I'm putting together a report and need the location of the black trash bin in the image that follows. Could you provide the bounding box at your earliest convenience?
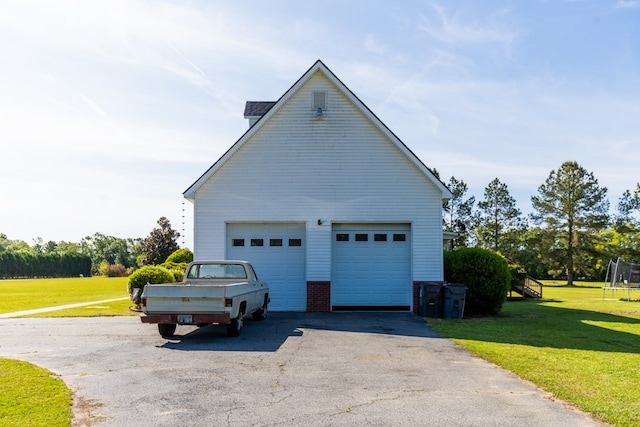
[442,284,467,319]
[419,283,443,318]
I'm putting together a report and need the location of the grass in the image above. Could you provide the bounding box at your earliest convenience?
[23,298,139,318]
[0,358,72,427]
[0,276,133,426]
[428,282,640,427]
[0,276,137,317]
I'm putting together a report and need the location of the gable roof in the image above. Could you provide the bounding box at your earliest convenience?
[184,60,452,200]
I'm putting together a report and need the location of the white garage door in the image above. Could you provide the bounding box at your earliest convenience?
[227,223,306,311]
[332,224,411,310]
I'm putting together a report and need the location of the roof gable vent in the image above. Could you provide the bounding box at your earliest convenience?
[313,91,326,111]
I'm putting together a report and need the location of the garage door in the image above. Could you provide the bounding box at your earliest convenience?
[227,223,306,311]
[331,224,411,310]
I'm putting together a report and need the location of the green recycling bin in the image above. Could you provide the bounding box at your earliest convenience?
[419,283,443,318]
[442,284,467,319]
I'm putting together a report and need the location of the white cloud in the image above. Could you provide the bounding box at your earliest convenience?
[615,0,640,8]
[419,2,519,46]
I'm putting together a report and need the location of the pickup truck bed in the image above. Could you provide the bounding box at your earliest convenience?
[140,261,269,337]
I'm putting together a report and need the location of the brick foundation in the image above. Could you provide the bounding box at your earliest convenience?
[306,281,331,312]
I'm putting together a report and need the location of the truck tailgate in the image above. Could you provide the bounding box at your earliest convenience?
[144,285,227,313]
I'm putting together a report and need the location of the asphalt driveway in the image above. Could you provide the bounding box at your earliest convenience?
[0,313,603,426]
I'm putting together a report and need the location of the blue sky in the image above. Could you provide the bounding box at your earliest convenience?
[1,0,639,249]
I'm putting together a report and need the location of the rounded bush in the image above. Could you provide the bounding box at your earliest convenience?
[165,248,193,264]
[161,261,189,277]
[444,248,510,316]
[127,265,175,305]
[99,261,127,277]
[170,268,184,282]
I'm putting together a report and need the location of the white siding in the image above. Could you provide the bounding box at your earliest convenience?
[193,70,444,282]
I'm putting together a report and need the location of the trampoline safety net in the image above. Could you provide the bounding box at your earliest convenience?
[606,257,640,287]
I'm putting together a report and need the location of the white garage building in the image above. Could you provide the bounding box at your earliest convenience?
[184,60,452,312]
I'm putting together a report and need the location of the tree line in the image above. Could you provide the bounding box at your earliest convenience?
[0,217,180,279]
[439,160,640,285]
[2,161,638,283]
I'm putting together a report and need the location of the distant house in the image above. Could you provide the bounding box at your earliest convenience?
[184,60,452,312]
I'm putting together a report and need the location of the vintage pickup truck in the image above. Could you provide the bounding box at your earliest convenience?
[140,260,269,337]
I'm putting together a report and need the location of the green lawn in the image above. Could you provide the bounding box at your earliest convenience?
[0,276,135,316]
[428,283,640,427]
[0,358,72,427]
[0,276,134,426]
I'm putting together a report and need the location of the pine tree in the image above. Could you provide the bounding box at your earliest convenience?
[616,183,640,231]
[474,178,525,255]
[531,161,609,285]
[443,176,475,247]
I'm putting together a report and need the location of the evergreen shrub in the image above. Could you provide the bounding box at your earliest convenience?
[169,267,184,282]
[127,265,175,306]
[165,248,193,264]
[444,248,510,315]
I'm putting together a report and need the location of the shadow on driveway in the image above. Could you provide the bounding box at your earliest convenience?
[159,311,440,352]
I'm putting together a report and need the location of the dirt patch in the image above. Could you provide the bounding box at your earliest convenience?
[72,395,107,427]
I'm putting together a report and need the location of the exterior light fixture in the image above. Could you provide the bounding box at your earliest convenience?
[315,107,324,119]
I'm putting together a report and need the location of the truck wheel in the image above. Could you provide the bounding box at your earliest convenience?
[252,301,268,321]
[227,313,243,337]
[158,323,176,337]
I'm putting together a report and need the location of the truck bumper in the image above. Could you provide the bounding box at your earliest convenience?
[140,313,231,325]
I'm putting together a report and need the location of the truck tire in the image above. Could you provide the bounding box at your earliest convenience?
[158,323,176,337]
[226,313,243,337]
[252,300,268,321]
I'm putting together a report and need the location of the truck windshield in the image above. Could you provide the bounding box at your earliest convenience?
[188,263,247,279]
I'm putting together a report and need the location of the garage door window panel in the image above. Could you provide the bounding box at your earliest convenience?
[270,239,283,247]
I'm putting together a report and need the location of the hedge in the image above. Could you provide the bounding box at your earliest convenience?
[0,252,91,279]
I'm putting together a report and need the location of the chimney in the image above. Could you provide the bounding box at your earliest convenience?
[243,101,276,128]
